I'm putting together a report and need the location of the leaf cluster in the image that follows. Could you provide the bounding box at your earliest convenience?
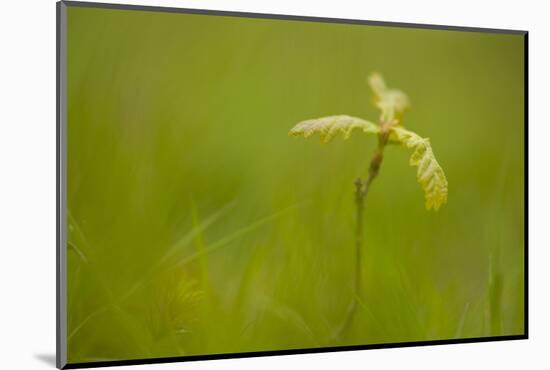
[289,73,448,210]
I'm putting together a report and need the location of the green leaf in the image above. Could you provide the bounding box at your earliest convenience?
[289,115,379,143]
[368,73,410,122]
[390,126,448,210]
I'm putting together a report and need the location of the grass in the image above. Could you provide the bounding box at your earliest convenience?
[65,6,525,364]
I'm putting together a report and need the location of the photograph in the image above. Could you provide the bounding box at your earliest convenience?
[61,2,525,366]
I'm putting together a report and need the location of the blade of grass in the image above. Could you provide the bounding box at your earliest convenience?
[68,209,91,249]
[174,202,304,268]
[355,293,390,337]
[68,240,88,263]
[454,302,470,338]
[190,199,211,294]
[265,298,319,345]
[489,247,503,336]
[158,201,236,266]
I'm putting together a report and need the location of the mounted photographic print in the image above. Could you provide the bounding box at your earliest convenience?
[56,1,528,368]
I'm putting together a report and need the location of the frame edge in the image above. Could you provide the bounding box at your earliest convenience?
[57,1,68,369]
[62,0,527,35]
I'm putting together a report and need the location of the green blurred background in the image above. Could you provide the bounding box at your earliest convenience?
[66,5,525,364]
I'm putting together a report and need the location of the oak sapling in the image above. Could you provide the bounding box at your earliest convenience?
[289,73,448,339]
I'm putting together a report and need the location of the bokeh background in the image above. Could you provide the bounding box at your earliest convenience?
[66,5,525,364]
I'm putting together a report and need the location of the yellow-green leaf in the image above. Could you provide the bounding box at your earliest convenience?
[390,126,448,210]
[289,115,379,144]
[368,73,410,122]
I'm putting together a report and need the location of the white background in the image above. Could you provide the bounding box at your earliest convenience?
[0,0,546,369]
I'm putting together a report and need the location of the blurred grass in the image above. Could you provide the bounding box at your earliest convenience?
[66,6,525,363]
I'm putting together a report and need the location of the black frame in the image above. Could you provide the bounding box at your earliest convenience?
[56,1,528,368]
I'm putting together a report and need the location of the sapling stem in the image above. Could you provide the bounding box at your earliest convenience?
[336,126,391,339]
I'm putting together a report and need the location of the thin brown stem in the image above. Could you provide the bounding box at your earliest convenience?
[335,125,391,341]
